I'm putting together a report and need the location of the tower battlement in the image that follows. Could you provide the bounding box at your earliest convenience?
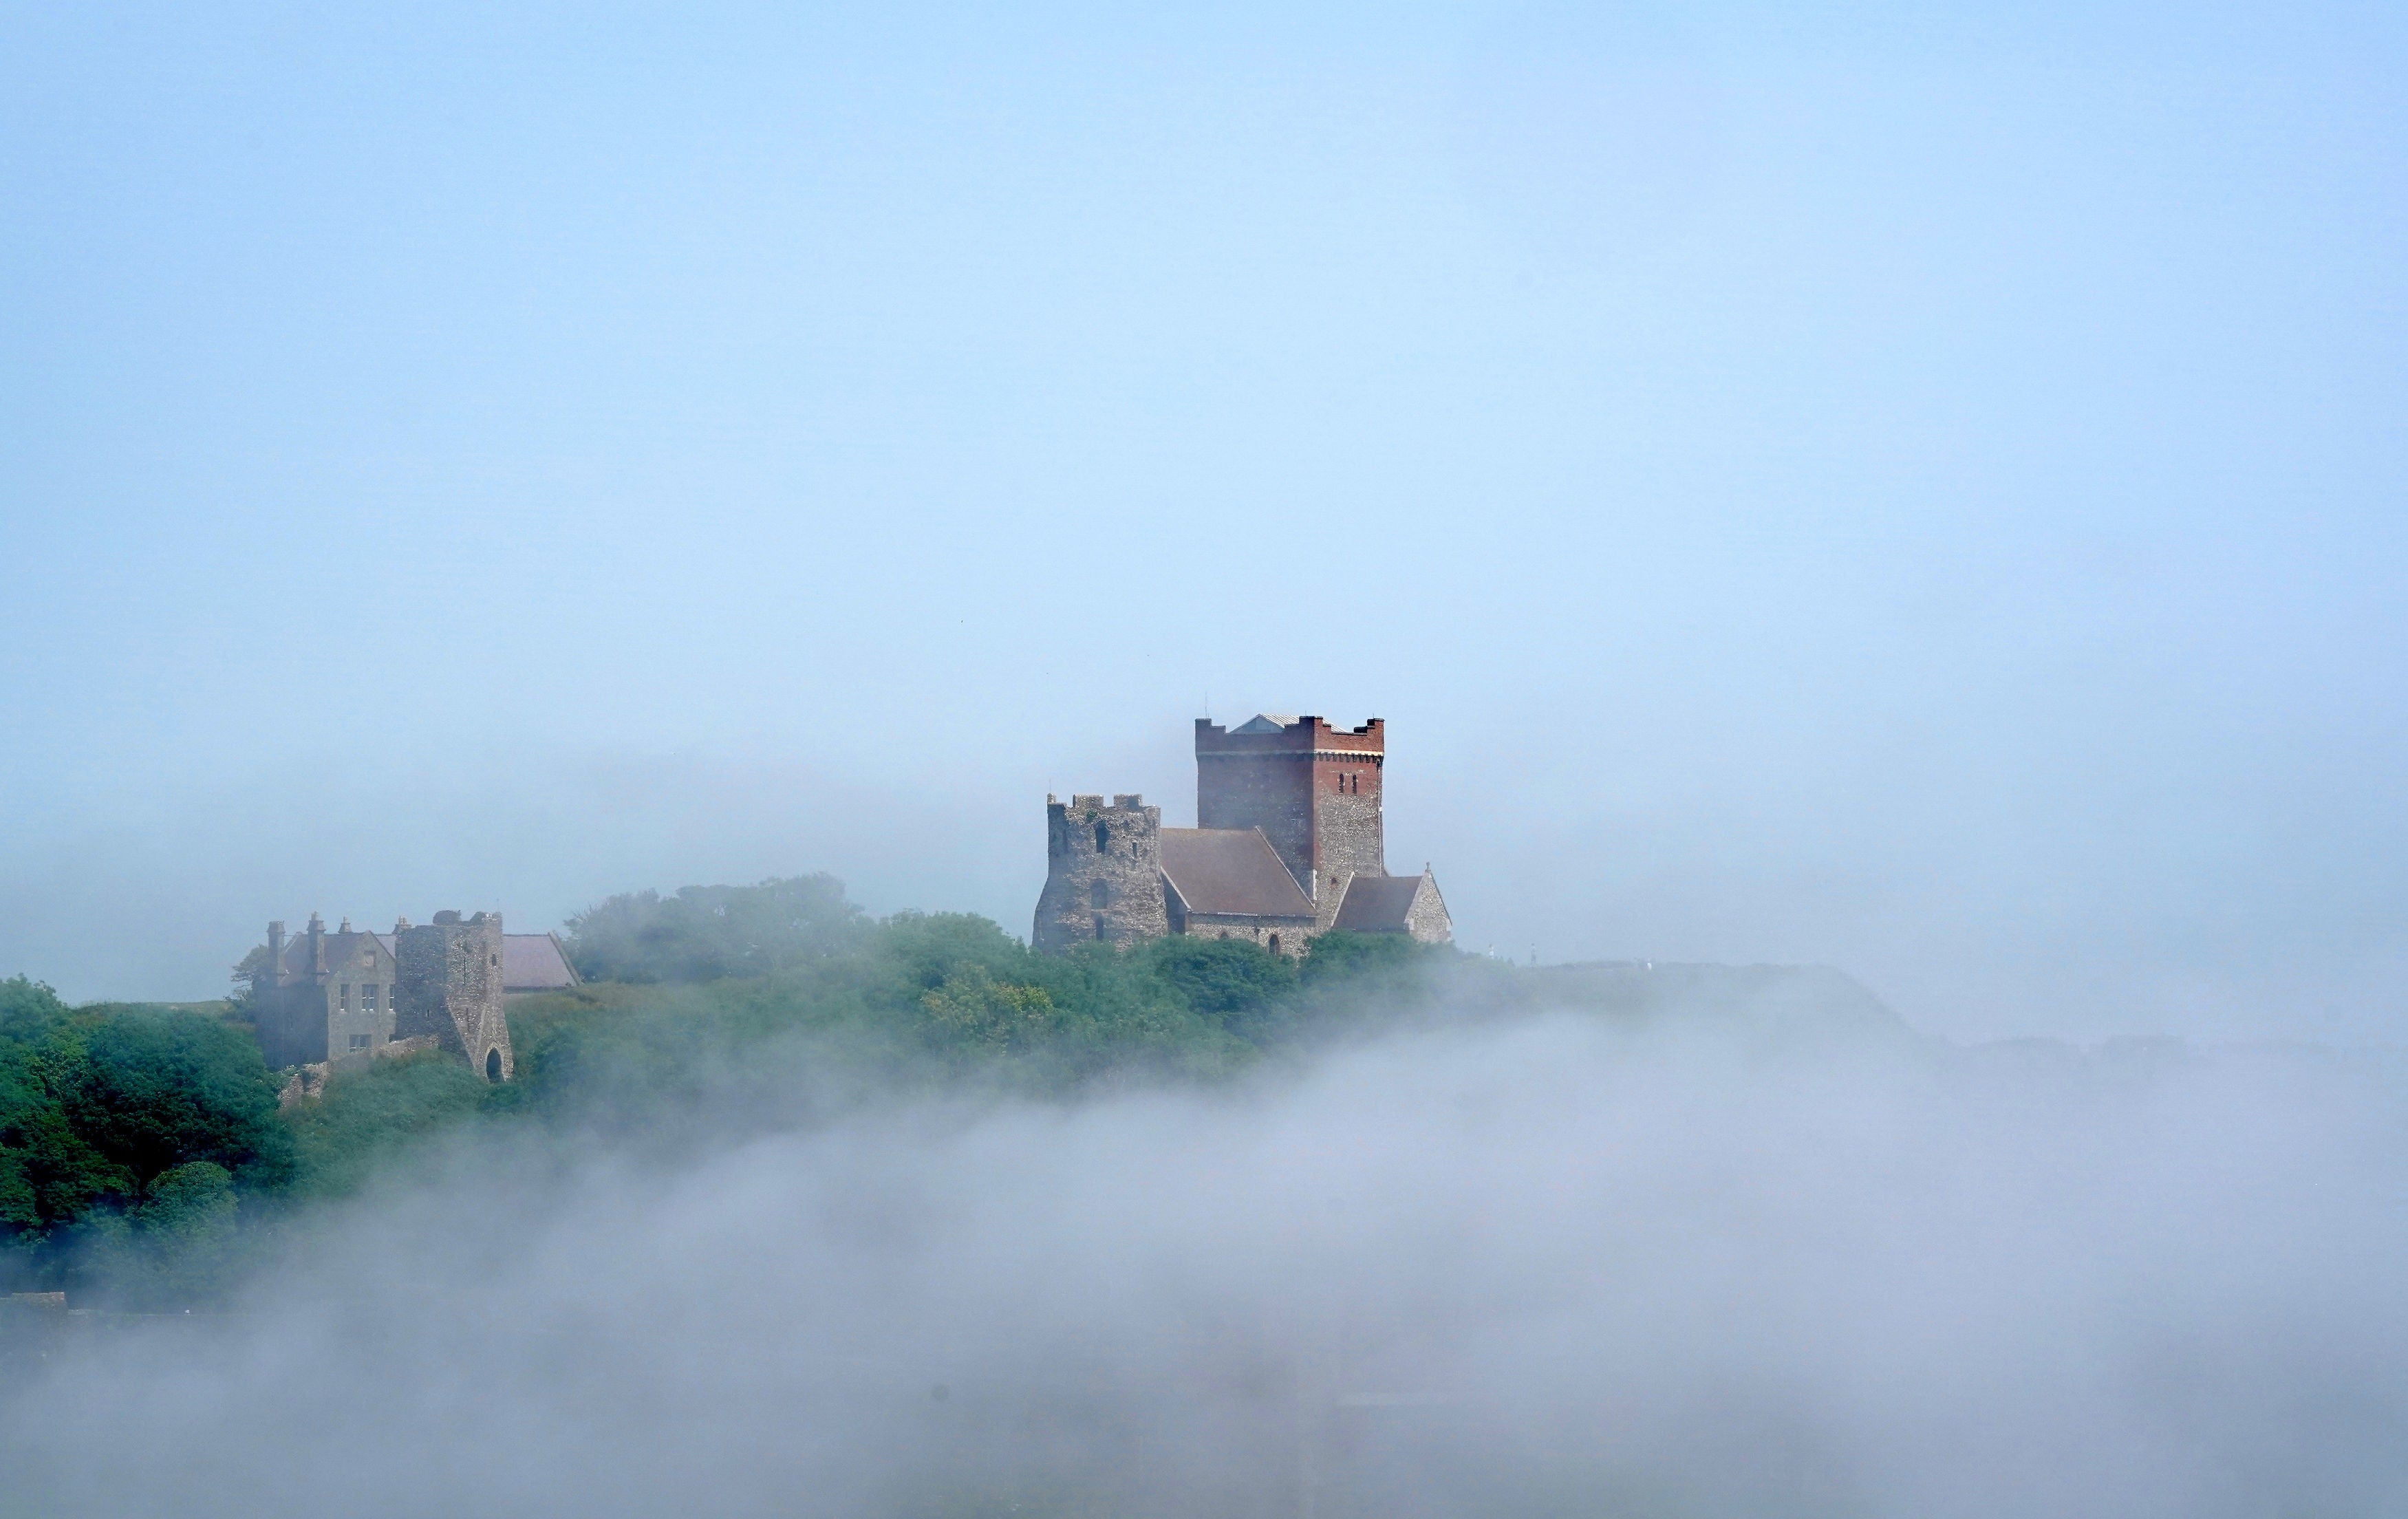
[1194,715,1385,915]
[1033,793,1170,951]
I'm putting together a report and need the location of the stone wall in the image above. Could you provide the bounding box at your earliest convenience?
[1309,781,1385,927]
[1195,716,1386,907]
[1033,795,1170,952]
[1196,750,1314,896]
[395,911,515,1081]
[1404,872,1452,944]
[253,916,400,1067]
[322,928,399,1060]
[1176,914,1314,956]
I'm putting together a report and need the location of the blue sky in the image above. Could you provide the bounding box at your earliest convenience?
[3,1,2402,1039]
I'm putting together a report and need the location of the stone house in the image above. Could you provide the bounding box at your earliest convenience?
[1032,714,1452,955]
[251,909,552,1081]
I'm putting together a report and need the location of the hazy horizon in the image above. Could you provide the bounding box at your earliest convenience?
[6,2,2404,1044]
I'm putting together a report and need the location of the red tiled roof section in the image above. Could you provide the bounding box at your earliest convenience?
[1159,828,1316,919]
[1331,874,1425,931]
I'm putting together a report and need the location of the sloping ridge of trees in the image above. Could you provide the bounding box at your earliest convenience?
[0,874,1909,1306]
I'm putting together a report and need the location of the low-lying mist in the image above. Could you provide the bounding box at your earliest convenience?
[7,1004,2404,1519]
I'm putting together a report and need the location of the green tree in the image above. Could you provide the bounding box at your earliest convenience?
[564,874,870,983]
[1140,936,1297,1039]
[64,1011,294,1193]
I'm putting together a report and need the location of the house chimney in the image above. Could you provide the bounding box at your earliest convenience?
[266,921,285,981]
[309,914,326,976]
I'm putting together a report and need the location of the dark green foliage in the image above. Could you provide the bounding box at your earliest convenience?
[1139,936,1298,1040]
[563,874,870,984]
[1300,929,1442,984]
[0,986,290,1291]
[287,1052,494,1199]
[67,1013,294,1192]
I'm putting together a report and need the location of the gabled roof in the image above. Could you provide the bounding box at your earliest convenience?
[1159,828,1316,920]
[502,932,581,991]
[279,929,390,977]
[1331,873,1433,932]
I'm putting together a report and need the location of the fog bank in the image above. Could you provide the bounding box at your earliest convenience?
[8,1009,2404,1518]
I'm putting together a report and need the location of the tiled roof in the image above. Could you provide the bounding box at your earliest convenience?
[503,934,581,991]
[1331,874,1427,932]
[1159,828,1315,920]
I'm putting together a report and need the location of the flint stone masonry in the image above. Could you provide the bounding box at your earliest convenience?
[1033,795,1171,951]
[396,911,514,1081]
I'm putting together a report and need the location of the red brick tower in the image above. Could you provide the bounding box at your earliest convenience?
[1193,715,1385,914]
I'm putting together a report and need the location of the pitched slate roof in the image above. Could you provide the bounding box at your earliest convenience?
[502,932,581,992]
[1331,874,1430,932]
[1158,828,1316,920]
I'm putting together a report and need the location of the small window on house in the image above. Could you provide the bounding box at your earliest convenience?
[490,952,499,967]
[1267,934,1281,955]
[363,984,380,1012]
[348,1034,370,1052]
[1094,821,1109,853]
[1089,879,1110,908]
[338,984,350,1011]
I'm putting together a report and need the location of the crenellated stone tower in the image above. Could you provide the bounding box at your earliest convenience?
[395,910,514,1081]
[1194,715,1385,929]
[1032,794,1170,952]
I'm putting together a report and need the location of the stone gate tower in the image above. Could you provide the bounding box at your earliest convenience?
[1032,794,1171,951]
[394,910,515,1081]
[1194,715,1385,925]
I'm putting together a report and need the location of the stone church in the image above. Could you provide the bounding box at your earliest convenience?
[1033,715,1451,956]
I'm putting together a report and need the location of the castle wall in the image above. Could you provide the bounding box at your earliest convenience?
[395,912,514,1081]
[1033,795,1170,952]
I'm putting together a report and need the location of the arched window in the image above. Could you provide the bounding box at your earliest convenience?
[1267,934,1281,955]
[1094,821,1109,853]
[485,1048,503,1083]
